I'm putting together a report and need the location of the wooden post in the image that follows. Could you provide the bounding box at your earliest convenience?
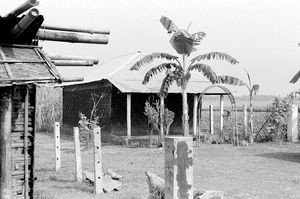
[127,93,131,138]
[209,105,214,134]
[73,127,82,182]
[287,104,299,142]
[193,95,198,136]
[24,86,29,199]
[160,96,164,137]
[219,95,224,134]
[54,122,61,172]
[93,126,103,194]
[243,105,247,139]
[0,88,12,199]
[165,136,193,199]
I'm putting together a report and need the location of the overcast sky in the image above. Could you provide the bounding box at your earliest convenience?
[2,0,300,96]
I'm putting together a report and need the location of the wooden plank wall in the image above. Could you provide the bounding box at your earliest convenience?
[11,85,35,199]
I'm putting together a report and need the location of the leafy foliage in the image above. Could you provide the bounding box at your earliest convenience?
[217,75,247,86]
[187,63,218,83]
[191,52,239,64]
[142,63,179,84]
[130,53,179,70]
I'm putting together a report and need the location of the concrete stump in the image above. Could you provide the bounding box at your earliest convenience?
[165,136,193,199]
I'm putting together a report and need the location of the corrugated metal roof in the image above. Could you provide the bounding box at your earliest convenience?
[57,52,230,94]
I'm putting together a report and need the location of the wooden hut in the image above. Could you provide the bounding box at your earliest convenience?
[0,44,63,199]
[57,52,230,142]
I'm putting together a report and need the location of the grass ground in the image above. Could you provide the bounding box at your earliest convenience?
[34,132,300,199]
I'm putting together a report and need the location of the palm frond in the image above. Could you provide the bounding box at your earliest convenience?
[290,70,300,83]
[252,84,259,95]
[130,53,179,71]
[187,63,219,83]
[160,16,179,33]
[142,63,179,84]
[191,52,239,65]
[159,74,175,97]
[217,75,247,86]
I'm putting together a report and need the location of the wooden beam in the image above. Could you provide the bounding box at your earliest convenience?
[54,122,61,172]
[165,136,193,199]
[193,95,198,136]
[52,60,94,66]
[61,77,84,82]
[287,104,299,142]
[160,96,164,138]
[0,88,12,199]
[209,105,214,134]
[49,55,99,64]
[93,126,103,194]
[127,94,131,138]
[36,29,109,44]
[73,127,82,182]
[24,85,29,199]
[220,95,224,134]
[41,24,110,35]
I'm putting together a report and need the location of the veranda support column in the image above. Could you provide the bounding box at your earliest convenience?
[0,88,12,199]
[287,103,299,142]
[127,93,131,138]
[219,95,224,134]
[193,95,198,136]
[209,105,214,134]
[54,122,61,172]
[160,96,164,137]
[165,136,193,199]
[93,126,103,194]
[243,105,247,139]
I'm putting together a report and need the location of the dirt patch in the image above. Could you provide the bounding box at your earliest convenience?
[34,133,300,199]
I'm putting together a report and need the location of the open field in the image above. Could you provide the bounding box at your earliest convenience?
[34,132,300,199]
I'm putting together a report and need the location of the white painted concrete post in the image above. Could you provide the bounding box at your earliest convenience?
[73,127,82,182]
[127,93,131,138]
[193,95,198,136]
[93,126,103,194]
[54,122,61,172]
[287,104,299,142]
[209,105,214,134]
[220,95,224,134]
[243,105,247,139]
[165,136,193,199]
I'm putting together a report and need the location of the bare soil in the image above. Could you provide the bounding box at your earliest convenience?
[34,132,300,199]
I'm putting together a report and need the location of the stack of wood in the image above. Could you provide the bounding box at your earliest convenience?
[1,0,110,45]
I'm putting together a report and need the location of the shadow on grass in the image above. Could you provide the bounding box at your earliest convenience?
[257,152,300,163]
[52,182,94,193]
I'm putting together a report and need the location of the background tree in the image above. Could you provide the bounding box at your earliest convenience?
[131,16,244,136]
[243,68,259,143]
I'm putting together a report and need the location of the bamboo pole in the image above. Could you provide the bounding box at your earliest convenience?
[9,8,39,39]
[93,126,103,194]
[24,86,29,199]
[73,127,82,182]
[6,0,39,17]
[160,96,164,138]
[165,136,193,199]
[52,60,94,66]
[49,55,99,64]
[36,29,109,44]
[0,88,12,199]
[61,77,84,82]
[41,24,110,35]
[54,122,61,172]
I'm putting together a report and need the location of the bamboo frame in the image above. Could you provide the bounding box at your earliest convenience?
[0,47,13,78]
[24,85,29,199]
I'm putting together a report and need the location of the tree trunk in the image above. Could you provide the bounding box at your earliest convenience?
[249,93,254,143]
[182,55,189,136]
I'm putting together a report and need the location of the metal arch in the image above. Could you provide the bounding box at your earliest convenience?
[196,84,239,146]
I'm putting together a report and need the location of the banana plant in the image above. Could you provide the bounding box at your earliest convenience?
[130,16,244,136]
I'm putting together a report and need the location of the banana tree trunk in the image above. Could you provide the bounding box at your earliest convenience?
[249,93,254,143]
[182,55,189,136]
